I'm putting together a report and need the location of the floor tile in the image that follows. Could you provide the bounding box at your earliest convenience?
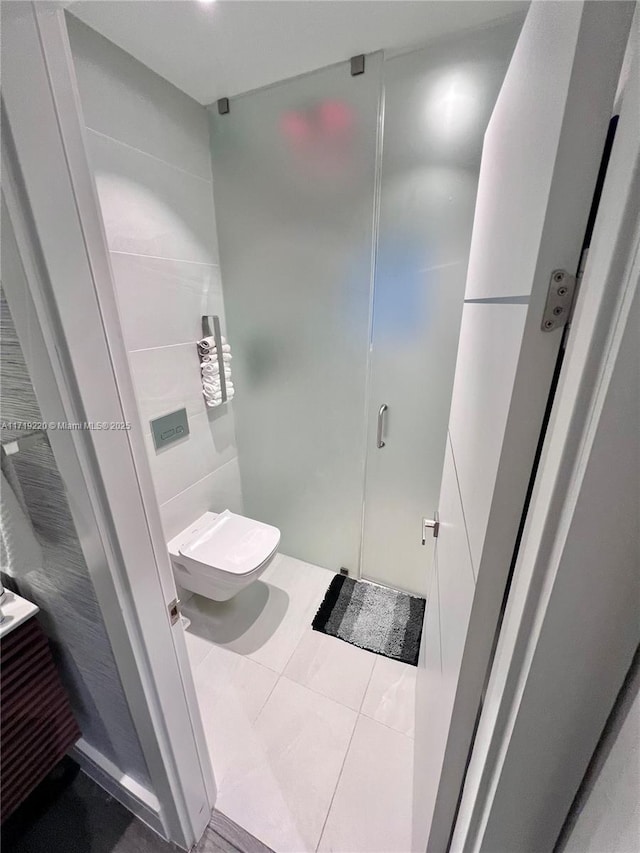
[244,557,334,672]
[361,656,417,737]
[183,625,216,668]
[284,630,376,711]
[195,644,278,722]
[183,555,334,674]
[193,645,278,780]
[318,715,414,853]
[217,677,357,853]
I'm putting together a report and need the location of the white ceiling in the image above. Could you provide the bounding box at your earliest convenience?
[67,1,528,105]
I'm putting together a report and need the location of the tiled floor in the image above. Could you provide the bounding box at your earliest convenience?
[182,554,416,853]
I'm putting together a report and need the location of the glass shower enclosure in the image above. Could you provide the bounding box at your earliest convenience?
[210,21,519,595]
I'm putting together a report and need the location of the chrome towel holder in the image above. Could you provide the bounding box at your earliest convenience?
[200,315,228,405]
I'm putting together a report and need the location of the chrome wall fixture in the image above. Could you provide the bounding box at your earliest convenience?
[200,315,228,404]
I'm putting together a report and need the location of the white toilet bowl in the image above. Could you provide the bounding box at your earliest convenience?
[167,510,280,602]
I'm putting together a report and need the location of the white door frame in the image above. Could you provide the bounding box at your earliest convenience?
[452,26,640,850]
[416,4,635,851]
[1,2,215,847]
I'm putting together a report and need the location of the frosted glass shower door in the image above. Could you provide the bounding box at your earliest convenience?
[210,56,382,571]
[361,26,519,596]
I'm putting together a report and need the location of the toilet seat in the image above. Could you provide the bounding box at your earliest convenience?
[167,511,280,601]
[179,510,280,576]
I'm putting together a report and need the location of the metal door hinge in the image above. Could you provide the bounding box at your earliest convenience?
[168,598,181,626]
[350,55,365,76]
[541,269,577,332]
[422,513,440,544]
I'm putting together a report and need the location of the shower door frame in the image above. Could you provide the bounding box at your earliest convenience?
[358,21,524,598]
[2,3,215,848]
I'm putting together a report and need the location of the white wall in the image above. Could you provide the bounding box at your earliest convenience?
[66,15,243,540]
[560,663,640,853]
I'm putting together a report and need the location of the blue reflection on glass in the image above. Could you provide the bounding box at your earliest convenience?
[373,234,431,343]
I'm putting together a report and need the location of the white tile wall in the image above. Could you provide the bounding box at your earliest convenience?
[66,15,212,181]
[87,130,218,264]
[67,16,243,542]
[111,253,222,351]
[129,343,208,423]
[446,302,527,570]
[160,458,245,540]
[143,412,237,506]
[434,436,476,692]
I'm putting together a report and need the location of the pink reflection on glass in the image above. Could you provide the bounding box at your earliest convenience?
[279,100,357,182]
[318,100,353,133]
[281,111,311,142]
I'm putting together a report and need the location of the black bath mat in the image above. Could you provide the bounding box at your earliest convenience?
[312,575,425,666]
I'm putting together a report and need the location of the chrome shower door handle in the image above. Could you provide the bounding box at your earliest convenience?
[377,404,388,448]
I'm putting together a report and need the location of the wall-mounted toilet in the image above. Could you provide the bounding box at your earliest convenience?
[167,510,280,602]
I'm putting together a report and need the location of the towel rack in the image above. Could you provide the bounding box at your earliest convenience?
[0,430,49,458]
[200,315,228,405]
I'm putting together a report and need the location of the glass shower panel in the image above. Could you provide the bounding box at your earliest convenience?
[362,24,519,595]
[210,55,382,571]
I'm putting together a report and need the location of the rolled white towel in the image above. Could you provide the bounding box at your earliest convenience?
[204,386,231,400]
[197,335,215,349]
[203,382,232,401]
[208,343,231,354]
[202,375,231,388]
[201,360,231,372]
[202,368,231,382]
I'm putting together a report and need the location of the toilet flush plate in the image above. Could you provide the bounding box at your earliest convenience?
[151,407,189,450]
